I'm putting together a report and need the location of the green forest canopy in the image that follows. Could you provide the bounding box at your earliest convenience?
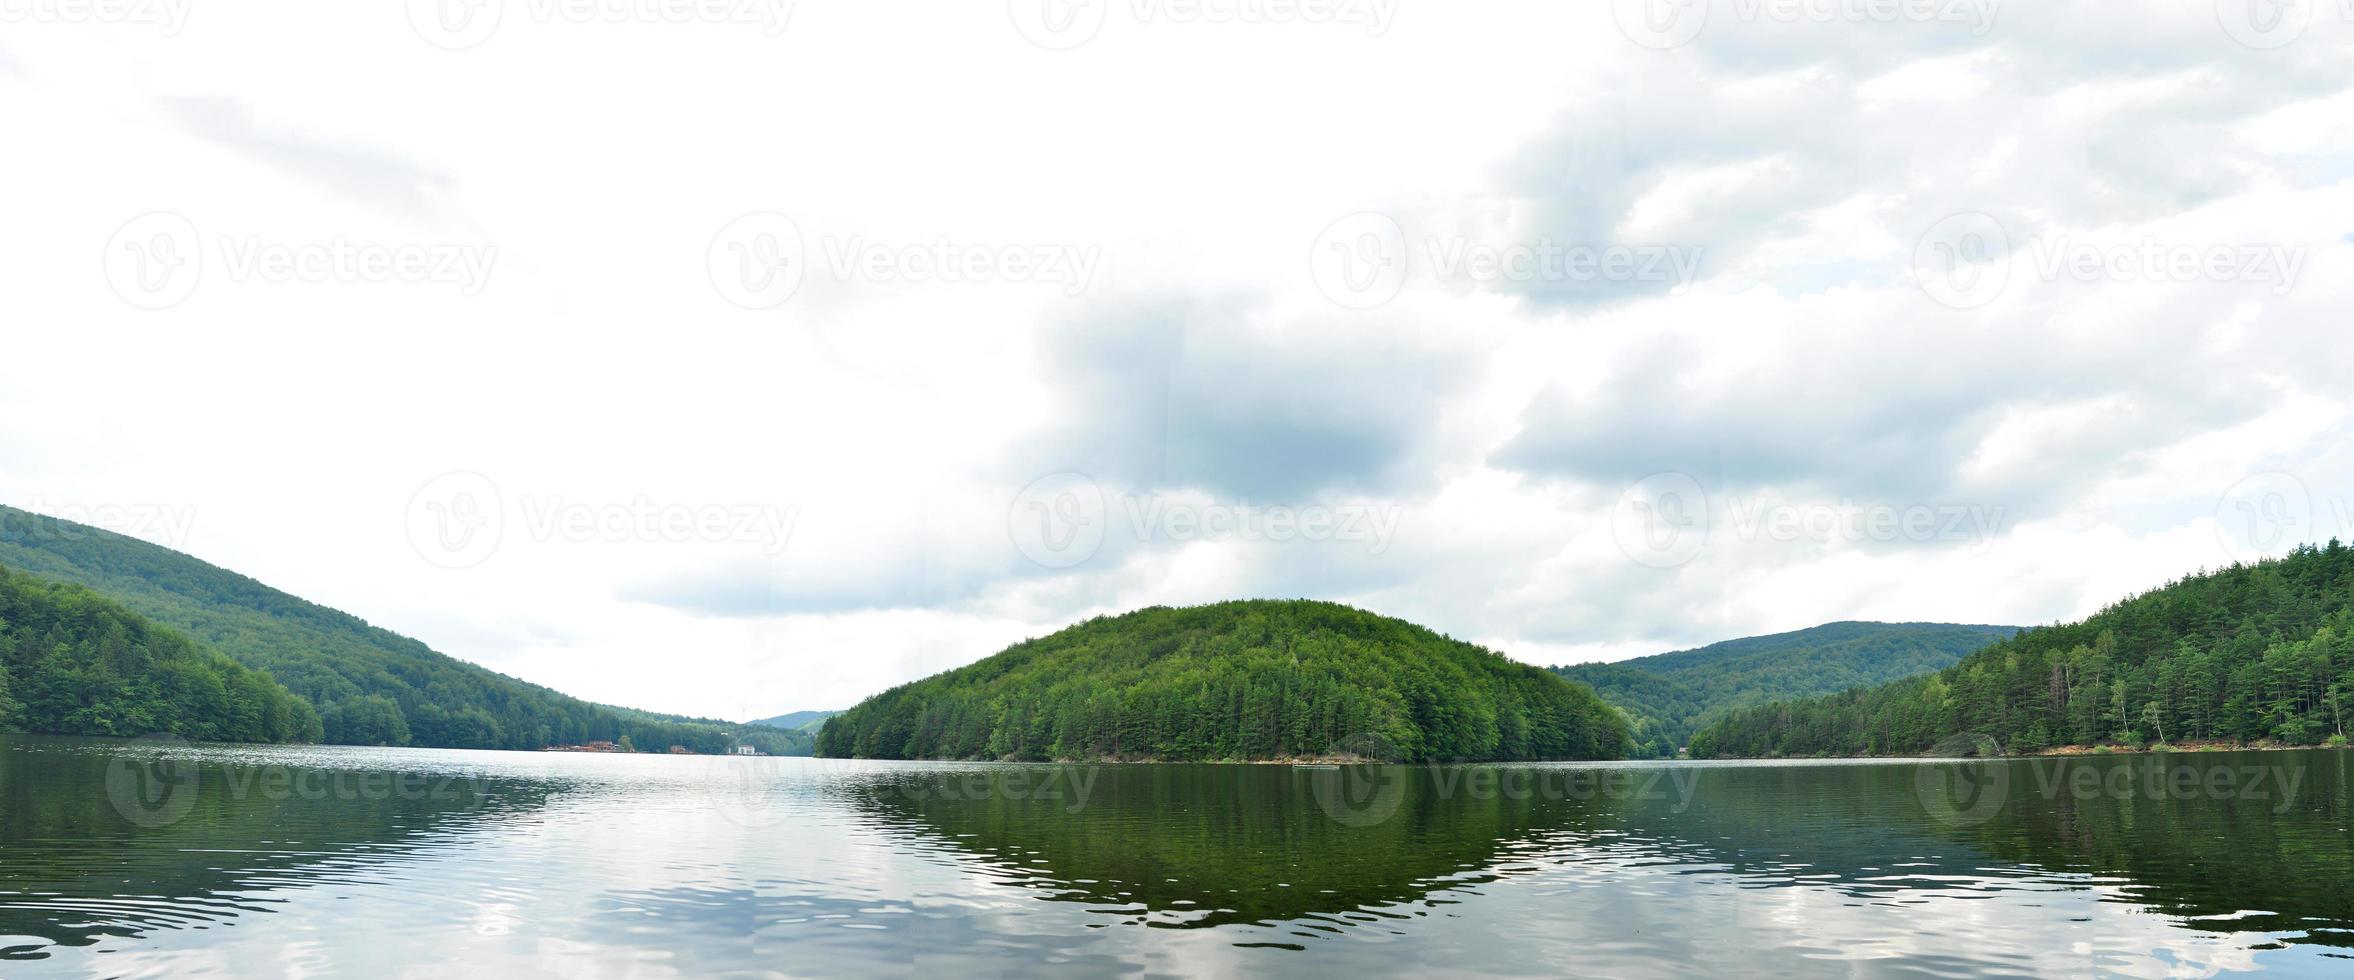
[1552,621,2019,757]
[1690,541,2354,758]
[817,599,1628,763]
[0,506,809,755]
[0,564,317,742]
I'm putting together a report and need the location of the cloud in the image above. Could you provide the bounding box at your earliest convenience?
[159,96,457,219]
[1009,294,1488,501]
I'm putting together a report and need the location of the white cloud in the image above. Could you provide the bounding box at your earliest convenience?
[2,1,2350,715]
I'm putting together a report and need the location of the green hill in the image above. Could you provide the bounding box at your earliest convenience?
[816,599,1628,763]
[748,710,838,733]
[1552,621,2019,756]
[1690,541,2354,758]
[0,564,316,743]
[0,505,810,755]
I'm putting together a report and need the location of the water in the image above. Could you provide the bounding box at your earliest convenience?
[2,735,2350,977]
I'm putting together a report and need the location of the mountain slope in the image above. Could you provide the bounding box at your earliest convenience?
[0,505,809,754]
[1690,541,2354,758]
[817,599,1628,763]
[748,710,838,732]
[1552,621,2019,756]
[0,564,317,742]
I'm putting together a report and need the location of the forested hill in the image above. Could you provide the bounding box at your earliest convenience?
[1551,622,2019,757]
[816,600,1628,763]
[0,565,317,742]
[1690,542,2354,758]
[748,710,839,732]
[0,506,810,755]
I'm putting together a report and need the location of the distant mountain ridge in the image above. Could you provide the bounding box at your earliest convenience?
[0,505,811,755]
[748,710,839,732]
[1553,621,2020,756]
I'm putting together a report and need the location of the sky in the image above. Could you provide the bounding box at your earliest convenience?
[3,1,2351,721]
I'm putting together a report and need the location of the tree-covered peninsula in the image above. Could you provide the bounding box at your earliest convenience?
[1690,542,2354,758]
[816,599,1628,762]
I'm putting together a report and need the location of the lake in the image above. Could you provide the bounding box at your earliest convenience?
[2,734,2350,977]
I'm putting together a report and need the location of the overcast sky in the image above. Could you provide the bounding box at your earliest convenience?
[4,1,2351,720]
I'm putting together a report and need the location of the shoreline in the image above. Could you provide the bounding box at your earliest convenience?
[1692,740,2353,763]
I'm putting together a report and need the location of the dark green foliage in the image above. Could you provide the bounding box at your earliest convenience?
[817,599,1628,762]
[1551,622,2019,757]
[1691,541,2354,758]
[0,565,318,742]
[0,506,811,755]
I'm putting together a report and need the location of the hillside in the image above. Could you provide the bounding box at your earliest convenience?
[1551,621,2019,756]
[1690,541,2354,758]
[0,505,810,755]
[748,710,838,732]
[816,599,1628,763]
[0,564,317,742]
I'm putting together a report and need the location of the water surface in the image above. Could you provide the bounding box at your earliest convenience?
[2,735,2349,976]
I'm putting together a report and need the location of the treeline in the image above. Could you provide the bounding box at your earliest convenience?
[0,565,318,743]
[1551,622,2016,757]
[1690,542,2354,758]
[817,599,1628,763]
[0,506,809,755]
